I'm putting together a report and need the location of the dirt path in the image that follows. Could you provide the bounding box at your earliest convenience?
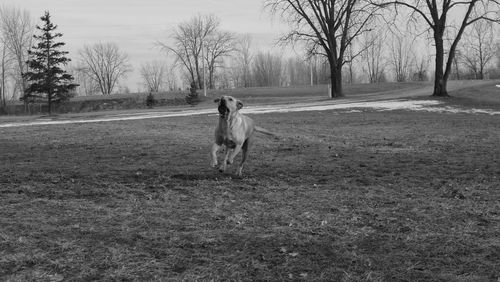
[0,80,497,128]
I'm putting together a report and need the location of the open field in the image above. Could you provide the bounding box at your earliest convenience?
[2,80,497,126]
[1,84,499,281]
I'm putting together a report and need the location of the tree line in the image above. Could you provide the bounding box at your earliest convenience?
[1,1,500,113]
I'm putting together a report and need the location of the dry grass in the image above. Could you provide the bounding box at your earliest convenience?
[0,89,499,281]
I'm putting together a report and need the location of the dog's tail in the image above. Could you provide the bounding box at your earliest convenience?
[254,126,280,139]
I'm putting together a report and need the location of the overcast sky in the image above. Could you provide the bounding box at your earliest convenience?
[3,0,288,91]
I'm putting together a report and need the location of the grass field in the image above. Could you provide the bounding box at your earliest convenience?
[67,81,425,102]
[0,84,499,281]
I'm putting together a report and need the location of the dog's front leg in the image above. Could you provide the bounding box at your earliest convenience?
[219,148,231,172]
[210,143,221,167]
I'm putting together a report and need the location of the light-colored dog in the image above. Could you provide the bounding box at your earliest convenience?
[210,95,274,176]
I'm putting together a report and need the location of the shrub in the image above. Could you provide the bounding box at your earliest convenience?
[146,92,156,108]
[185,82,201,106]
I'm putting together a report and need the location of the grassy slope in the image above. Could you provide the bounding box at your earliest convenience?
[447,83,500,109]
[68,82,425,101]
[1,104,499,280]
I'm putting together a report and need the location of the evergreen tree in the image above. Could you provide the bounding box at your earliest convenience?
[24,11,77,114]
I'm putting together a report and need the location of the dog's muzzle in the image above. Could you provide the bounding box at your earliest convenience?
[218,100,229,118]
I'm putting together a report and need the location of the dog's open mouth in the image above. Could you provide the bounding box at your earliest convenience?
[218,102,230,118]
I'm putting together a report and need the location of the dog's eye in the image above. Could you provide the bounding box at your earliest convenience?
[229,98,233,101]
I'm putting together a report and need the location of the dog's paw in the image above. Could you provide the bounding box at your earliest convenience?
[210,161,218,168]
[236,167,243,177]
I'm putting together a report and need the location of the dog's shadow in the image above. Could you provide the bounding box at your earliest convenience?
[170,171,243,181]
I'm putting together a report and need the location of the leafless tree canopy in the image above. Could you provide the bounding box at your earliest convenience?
[252,52,284,87]
[0,40,10,110]
[389,33,416,82]
[460,18,496,79]
[158,14,235,90]
[361,29,387,83]
[265,0,381,98]
[204,30,236,89]
[372,0,500,96]
[140,60,170,93]
[232,34,253,88]
[78,42,131,95]
[0,6,33,103]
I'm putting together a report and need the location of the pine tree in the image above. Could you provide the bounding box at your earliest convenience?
[24,11,77,114]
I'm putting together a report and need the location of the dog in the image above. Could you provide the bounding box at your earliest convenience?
[210,95,275,176]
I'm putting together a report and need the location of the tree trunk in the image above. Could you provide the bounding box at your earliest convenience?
[0,70,5,113]
[329,61,344,99]
[209,63,215,89]
[0,88,4,115]
[195,60,202,90]
[433,77,448,97]
[432,33,449,97]
[0,48,6,113]
[48,92,52,115]
[479,63,484,80]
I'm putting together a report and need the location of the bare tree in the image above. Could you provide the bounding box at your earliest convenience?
[451,50,463,80]
[140,60,170,92]
[67,63,99,96]
[496,42,500,70]
[229,58,243,88]
[412,54,430,81]
[159,15,236,90]
[286,56,311,86]
[461,18,496,79]
[373,0,500,96]
[0,36,12,111]
[165,67,179,91]
[0,6,33,102]
[204,30,236,89]
[361,29,387,83]
[233,34,253,88]
[344,44,357,84]
[158,14,218,90]
[266,0,381,98]
[78,42,131,95]
[252,51,284,87]
[389,33,415,82]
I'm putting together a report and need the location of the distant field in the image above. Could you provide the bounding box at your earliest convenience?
[69,81,426,101]
[67,81,427,107]
[206,81,426,99]
[448,83,500,107]
[0,87,499,280]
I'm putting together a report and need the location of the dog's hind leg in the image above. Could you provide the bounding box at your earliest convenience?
[236,138,251,176]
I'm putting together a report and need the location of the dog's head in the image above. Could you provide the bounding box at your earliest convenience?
[214,96,243,119]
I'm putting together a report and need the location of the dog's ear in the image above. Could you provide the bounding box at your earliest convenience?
[214,98,220,103]
[237,100,243,110]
